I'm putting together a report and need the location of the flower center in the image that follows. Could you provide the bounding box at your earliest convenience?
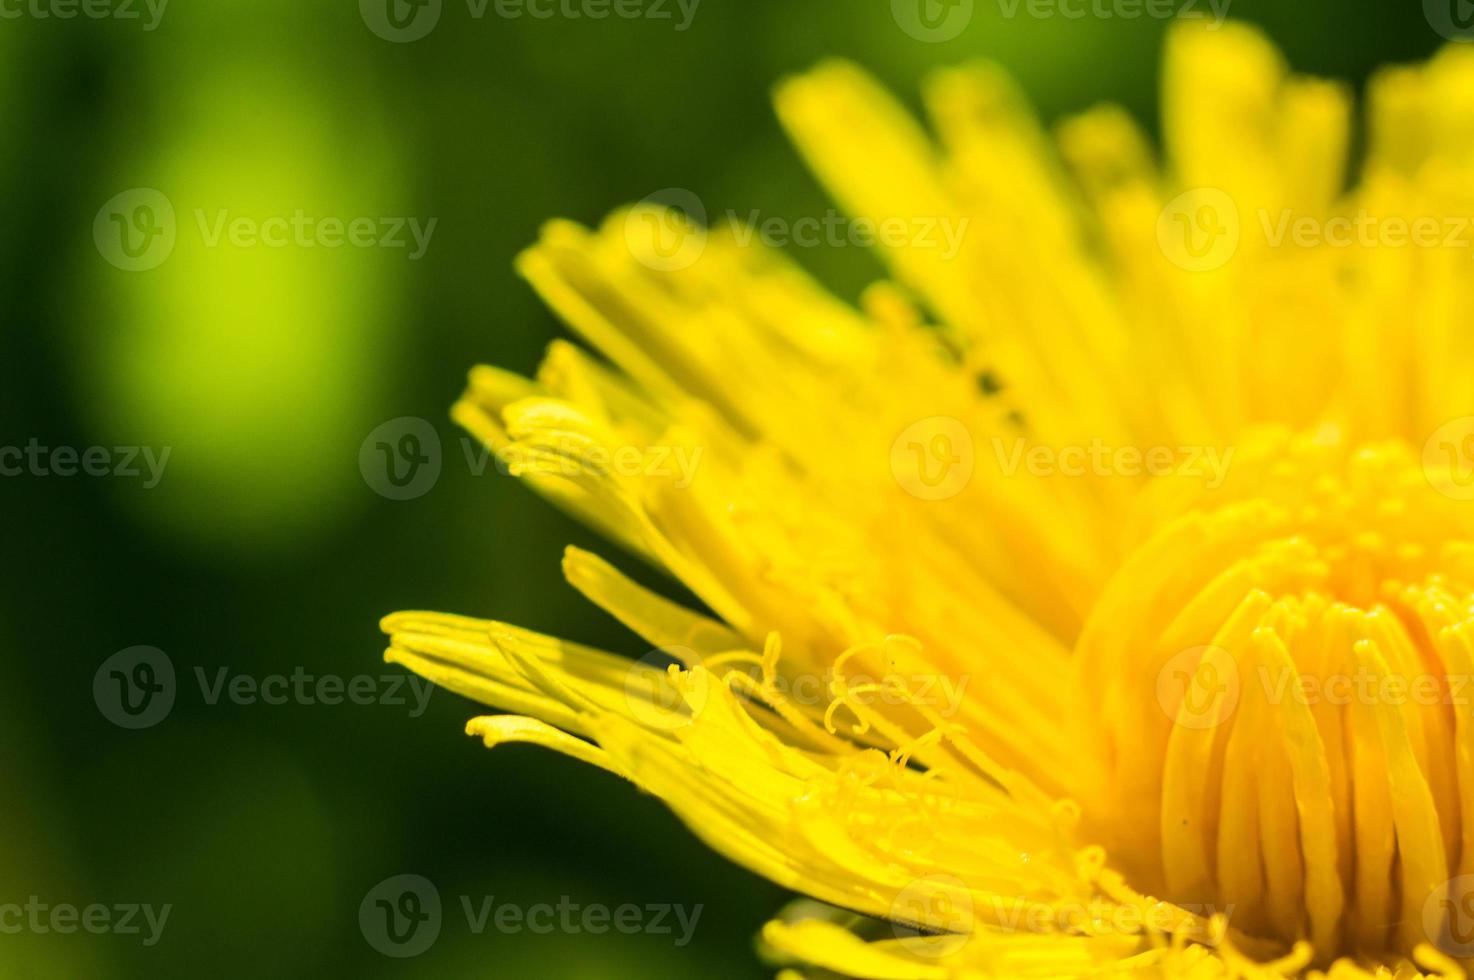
[1076,428,1474,960]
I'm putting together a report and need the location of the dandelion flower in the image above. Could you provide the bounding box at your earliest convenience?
[382,22,1474,978]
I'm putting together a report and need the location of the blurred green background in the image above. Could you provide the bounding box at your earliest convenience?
[0,0,1449,975]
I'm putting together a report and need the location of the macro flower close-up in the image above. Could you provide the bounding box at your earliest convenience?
[381,18,1474,980]
[15,3,1474,979]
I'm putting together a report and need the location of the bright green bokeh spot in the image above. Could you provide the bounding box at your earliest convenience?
[80,62,406,555]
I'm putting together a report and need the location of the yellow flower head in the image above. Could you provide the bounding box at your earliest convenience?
[383,22,1474,978]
